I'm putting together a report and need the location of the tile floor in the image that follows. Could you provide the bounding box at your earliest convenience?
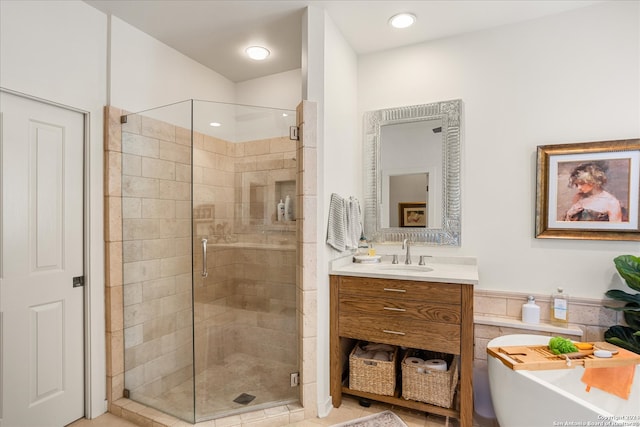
[127,352,298,421]
[69,395,499,427]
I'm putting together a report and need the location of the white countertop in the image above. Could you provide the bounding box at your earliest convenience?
[329,255,478,285]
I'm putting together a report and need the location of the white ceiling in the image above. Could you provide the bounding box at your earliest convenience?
[84,0,601,83]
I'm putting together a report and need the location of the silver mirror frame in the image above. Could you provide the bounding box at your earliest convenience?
[363,99,462,246]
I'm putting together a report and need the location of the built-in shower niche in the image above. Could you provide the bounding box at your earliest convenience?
[194,204,214,223]
[275,180,295,223]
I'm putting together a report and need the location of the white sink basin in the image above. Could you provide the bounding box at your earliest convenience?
[373,264,434,273]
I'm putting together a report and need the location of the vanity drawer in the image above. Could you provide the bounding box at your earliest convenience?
[340,313,461,355]
[339,294,461,324]
[338,276,461,304]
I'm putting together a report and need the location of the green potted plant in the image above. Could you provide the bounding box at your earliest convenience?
[604,254,640,354]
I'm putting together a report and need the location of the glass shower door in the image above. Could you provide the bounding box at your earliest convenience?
[192,101,299,421]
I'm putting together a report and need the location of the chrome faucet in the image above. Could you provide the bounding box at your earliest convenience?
[419,255,432,266]
[402,239,411,265]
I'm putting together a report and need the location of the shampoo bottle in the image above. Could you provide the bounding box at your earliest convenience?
[284,195,293,221]
[550,287,569,327]
[277,199,285,222]
[522,295,540,324]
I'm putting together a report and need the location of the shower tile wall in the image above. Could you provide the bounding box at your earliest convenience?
[120,113,194,406]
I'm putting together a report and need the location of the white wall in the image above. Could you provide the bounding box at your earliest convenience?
[0,0,108,418]
[109,16,236,113]
[110,16,301,115]
[316,9,360,417]
[110,17,301,141]
[236,69,302,111]
[357,1,640,299]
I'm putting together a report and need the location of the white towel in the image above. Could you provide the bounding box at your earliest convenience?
[327,194,363,252]
[346,197,362,250]
[326,193,347,251]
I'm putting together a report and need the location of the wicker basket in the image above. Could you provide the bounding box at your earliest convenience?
[349,342,398,396]
[401,350,458,408]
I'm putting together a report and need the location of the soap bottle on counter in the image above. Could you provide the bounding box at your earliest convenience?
[358,234,368,255]
[277,199,285,222]
[550,287,569,327]
[522,296,540,324]
[367,241,376,257]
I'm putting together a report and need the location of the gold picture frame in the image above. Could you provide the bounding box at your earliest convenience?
[535,139,640,241]
[399,202,427,227]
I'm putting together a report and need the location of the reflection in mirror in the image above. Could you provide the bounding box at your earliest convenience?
[380,119,443,229]
[363,100,462,246]
[388,174,427,227]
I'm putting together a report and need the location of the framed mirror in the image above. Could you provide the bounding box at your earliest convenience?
[363,99,462,246]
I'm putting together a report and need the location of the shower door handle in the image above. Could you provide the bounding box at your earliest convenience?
[202,238,208,278]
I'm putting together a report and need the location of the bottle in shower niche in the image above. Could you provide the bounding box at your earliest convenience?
[284,195,293,221]
[522,296,540,324]
[277,199,285,222]
[550,287,569,326]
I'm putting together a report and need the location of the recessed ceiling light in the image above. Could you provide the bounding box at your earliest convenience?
[209,122,221,127]
[389,13,416,29]
[245,46,270,60]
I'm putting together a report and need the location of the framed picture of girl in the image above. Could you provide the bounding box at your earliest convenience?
[535,139,640,241]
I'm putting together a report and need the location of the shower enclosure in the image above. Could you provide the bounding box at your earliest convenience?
[120,100,299,423]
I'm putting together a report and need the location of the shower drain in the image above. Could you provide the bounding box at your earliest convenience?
[233,393,256,405]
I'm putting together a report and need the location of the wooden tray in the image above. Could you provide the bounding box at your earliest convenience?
[487,343,640,371]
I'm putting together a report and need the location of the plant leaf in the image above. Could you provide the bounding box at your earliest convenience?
[606,306,640,313]
[614,255,640,292]
[605,289,640,304]
[623,303,640,330]
[605,325,640,355]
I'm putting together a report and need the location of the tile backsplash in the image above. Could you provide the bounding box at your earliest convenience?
[473,288,623,361]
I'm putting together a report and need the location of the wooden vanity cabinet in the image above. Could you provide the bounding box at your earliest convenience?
[329,275,474,427]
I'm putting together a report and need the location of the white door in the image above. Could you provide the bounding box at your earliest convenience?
[0,92,85,427]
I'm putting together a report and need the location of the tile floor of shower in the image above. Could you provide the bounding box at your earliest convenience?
[130,351,297,422]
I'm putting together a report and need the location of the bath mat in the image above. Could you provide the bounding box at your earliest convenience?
[232,393,256,405]
[330,410,408,427]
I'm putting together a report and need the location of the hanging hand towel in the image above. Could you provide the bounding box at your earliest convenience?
[326,193,347,251]
[346,196,362,250]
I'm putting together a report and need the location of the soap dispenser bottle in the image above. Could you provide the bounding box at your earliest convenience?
[284,195,293,221]
[550,287,569,327]
[358,233,368,255]
[277,199,285,222]
[522,295,540,324]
